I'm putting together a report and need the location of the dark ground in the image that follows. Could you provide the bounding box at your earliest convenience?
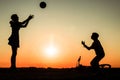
[0,67,120,80]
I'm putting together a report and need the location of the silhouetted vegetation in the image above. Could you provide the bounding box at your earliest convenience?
[0,67,120,80]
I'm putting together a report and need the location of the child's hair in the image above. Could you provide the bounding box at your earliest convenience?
[11,14,18,20]
[92,32,99,39]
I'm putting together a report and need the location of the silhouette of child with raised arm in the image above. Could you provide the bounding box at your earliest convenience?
[81,32,105,71]
[8,14,34,69]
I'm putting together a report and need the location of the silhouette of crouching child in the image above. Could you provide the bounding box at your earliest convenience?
[8,14,34,69]
[81,32,105,71]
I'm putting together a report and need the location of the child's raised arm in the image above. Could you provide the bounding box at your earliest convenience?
[21,15,34,27]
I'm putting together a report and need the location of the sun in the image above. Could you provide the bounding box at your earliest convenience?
[42,34,59,58]
[44,44,58,58]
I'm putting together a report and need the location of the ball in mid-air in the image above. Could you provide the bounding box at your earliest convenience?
[40,1,47,8]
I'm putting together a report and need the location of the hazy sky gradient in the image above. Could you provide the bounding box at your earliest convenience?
[0,0,120,68]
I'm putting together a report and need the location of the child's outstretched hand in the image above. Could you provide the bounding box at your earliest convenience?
[28,15,34,20]
[81,41,85,45]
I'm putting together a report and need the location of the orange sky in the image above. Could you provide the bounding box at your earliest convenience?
[0,0,120,68]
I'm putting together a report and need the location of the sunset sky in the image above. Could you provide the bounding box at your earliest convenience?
[0,0,120,68]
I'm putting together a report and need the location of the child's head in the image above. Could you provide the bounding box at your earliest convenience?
[91,32,99,40]
[11,14,18,21]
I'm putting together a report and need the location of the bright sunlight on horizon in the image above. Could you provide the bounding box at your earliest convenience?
[0,0,120,68]
[43,34,59,58]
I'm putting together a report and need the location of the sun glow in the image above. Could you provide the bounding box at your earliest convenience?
[45,46,57,56]
[42,34,59,58]
[44,45,58,57]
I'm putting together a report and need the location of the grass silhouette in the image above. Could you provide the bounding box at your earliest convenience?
[0,67,120,80]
